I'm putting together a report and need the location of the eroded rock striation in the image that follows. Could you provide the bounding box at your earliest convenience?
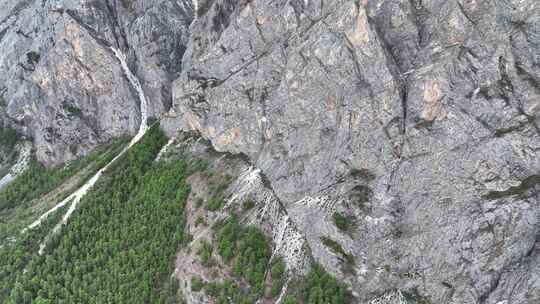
[164,1,540,303]
[0,0,193,165]
[1,0,539,303]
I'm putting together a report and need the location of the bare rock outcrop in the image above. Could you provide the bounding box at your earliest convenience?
[164,1,540,303]
[0,0,193,165]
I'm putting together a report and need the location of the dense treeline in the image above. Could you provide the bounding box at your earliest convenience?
[0,138,128,245]
[0,127,19,157]
[5,126,193,303]
[194,187,351,304]
[0,138,128,211]
[270,257,286,298]
[214,216,271,296]
[284,263,352,304]
[196,218,351,304]
[0,124,354,304]
[193,216,287,303]
[0,206,67,302]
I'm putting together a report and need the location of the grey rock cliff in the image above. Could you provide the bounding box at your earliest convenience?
[1,0,539,303]
[0,0,193,165]
[164,0,540,303]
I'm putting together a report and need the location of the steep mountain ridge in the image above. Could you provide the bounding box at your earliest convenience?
[0,0,193,165]
[165,0,540,302]
[0,0,538,303]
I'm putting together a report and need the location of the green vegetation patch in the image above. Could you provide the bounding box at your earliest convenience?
[205,174,232,211]
[0,138,128,243]
[0,205,67,302]
[195,215,206,227]
[0,137,128,212]
[214,216,241,262]
[197,239,214,267]
[269,257,286,298]
[0,159,71,211]
[350,185,373,210]
[332,212,356,232]
[3,125,194,304]
[204,278,257,304]
[321,237,355,274]
[242,199,255,211]
[232,225,271,293]
[191,276,204,292]
[285,263,352,304]
[0,127,19,156]
[210,216,272,298]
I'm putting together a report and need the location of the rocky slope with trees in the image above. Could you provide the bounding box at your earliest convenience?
[0,0,538,303]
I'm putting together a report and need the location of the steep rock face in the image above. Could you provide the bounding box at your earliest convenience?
[0,0,193,165]
[0,0,538,302]
[165,0,540,303]
[156,134,311,303]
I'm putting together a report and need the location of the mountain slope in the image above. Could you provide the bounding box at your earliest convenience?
[0,0,538,303]
[163,0,540,303]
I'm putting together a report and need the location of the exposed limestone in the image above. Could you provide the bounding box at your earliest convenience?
[0,0,193,166]
[1,0,539,303]
[165,0,540,303]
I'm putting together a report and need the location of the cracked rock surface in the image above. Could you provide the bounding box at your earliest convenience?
[164,0,540,303]
[0,0,539,303]
[0,0,193,165]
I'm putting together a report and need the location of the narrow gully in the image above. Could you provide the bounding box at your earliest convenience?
[26,48,150,253]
